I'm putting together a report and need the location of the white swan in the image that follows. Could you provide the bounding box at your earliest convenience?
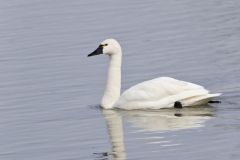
[88,39,221,109]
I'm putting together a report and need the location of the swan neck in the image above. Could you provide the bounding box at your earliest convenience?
[101,51,122,108]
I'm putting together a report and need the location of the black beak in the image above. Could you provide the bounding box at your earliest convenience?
[88,45,103,57]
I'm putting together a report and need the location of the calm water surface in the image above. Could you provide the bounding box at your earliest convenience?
[0,0,240,160]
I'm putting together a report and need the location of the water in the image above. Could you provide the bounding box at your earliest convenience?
[0,0,240,159]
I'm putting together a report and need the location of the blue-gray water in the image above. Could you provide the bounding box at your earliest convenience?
[0,0,240,160]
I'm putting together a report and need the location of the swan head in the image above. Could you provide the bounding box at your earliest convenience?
[88,39,121,57]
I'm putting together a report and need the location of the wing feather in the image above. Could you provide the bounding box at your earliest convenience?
[114,77,210,109]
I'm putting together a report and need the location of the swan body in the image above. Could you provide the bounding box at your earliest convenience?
[113,77,220,110]
[88,39,221,110]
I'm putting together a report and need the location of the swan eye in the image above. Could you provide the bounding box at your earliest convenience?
[104,44,108,46]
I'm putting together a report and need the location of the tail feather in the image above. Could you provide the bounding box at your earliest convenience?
[182,93,222,106]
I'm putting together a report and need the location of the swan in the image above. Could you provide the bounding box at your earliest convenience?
[88,39,221,110]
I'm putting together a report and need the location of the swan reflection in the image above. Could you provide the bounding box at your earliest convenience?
[99,109,126,160]
[99,107,214,160]
[119,107,214,132]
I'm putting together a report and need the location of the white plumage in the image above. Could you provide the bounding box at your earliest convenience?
[114,77,220,109]
[88,39,221,110]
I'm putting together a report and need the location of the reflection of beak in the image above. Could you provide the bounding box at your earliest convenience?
[88,45,103,57]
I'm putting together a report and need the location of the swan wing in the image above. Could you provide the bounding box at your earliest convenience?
[114,77,217,109]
